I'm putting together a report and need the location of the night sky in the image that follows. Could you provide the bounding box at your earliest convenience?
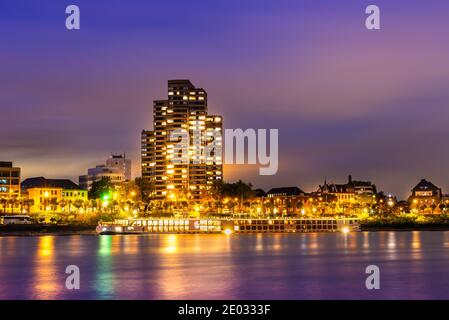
[1,0,449,199]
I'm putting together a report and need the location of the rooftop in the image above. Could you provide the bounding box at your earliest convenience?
[0,161,13,168]
[266,187,305,196]
[21,177,80,190]
[412,179,441,192]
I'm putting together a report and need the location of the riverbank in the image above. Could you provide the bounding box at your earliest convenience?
[0,224,97,236]
[360,215,449,231]
[1,223,449,236]
[361,223,449,231]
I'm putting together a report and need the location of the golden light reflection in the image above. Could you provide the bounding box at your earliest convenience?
[387,232,396,249]
[38,236,54,258]
[123,236,139,255]
[363,232,370,249]
[255,233,264,251]
[271,233,283,251]
[348,233,357,250]
[411,231,422,249]
[410,231,423,260]
[33,236,58,299]
[156,234,236,299]
[160,234,179,254]
[308,233,319,250]
[444,232,449,248]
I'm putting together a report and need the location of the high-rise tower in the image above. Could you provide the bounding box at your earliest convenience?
[141,80,223,201]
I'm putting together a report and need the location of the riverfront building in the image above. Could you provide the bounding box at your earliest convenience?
[0,161,21,213]
[265,187,309,215]
[21,177,87,213]
[408,179,442,213]
[316,175,377,204]
[141,80,223,201]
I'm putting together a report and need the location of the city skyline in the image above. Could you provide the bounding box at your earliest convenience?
[2,0,449,198]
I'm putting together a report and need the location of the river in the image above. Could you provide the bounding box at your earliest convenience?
[0,231,448,299]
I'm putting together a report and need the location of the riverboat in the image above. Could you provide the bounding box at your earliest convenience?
[96,217,360,235]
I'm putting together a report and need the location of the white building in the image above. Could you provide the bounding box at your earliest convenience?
[106,154,131,181]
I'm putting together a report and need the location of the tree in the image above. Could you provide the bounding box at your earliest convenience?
[134,177,154,203]
[73,199,84,212]
[0,197,7,213]
[89,178,114,199]
[23,199,34,214]
[211,180,254,213]
[50,198,59,212]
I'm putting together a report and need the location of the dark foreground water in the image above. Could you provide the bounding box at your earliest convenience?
[0,231,448,299]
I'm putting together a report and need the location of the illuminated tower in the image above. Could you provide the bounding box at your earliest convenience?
[141,80,223,201]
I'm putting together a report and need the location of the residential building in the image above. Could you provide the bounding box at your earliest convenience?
[141,130,155,181]
[408,179,442,213]
[316,175,377,203]
[0,161,21,213]
[266,187,304,198]
[79,154,131,190]
[141,80,223,201]
[265,187,308,214]
[21,177,87,213]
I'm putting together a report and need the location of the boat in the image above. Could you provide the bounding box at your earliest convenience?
[0,215,33,225]
[96,217,360,235]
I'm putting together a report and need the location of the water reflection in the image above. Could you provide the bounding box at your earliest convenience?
[412,231,421,249]
[95,236,116,298]
[33,236,59,299]
[155,235,236,299]
[363,232,370,249]
[160,234,179,254]
[0,232,448,299]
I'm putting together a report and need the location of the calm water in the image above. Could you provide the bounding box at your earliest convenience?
[0,231,448,300]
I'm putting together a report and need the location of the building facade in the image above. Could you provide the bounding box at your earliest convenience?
[141,130,155,182]
[79,154,131,190]
[21,177,87,213]
[0,161,21,213]
[316,175,377,203]
[265,187,308,214]
[106,154,132,181]
[141,80,223,201]
[408,179,442,213]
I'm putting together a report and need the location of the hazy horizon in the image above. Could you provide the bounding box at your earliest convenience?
[2,0,449,199]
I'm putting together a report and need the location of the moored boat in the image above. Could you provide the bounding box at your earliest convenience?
[96,217,360,235]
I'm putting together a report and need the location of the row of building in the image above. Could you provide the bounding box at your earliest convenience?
[259,176,448,214]
[1,161,87,213]
[2,79,448,215]
[0,154,132,214]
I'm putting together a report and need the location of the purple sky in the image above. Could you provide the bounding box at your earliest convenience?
[1,0,449,199]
